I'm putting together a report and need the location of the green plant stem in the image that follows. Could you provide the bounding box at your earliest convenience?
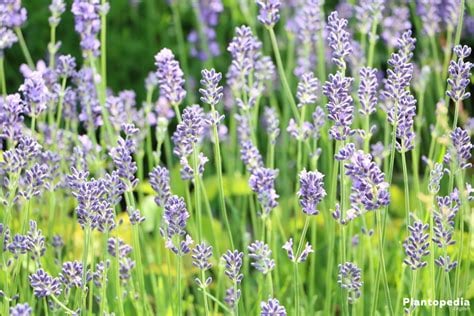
[14,27,34,68]
[48,23,57,69]
[267,27,300,121]
[50,295,76,314]
[170,2,194,103]
[429,36,444,99]
[55,76,68,127]
[192,146,203,241]
[367,18,379,68]
[293,262,300,316]
[177,254,182,316]
[211,114,234,248]
[0,57,6,96]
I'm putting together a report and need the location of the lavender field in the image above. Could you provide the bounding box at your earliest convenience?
[0,0,473,315]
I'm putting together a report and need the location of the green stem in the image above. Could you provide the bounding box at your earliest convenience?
[14,27,34,68]
[192,146,203,241]
[0,57,6,96]
[177,254,182,315]
[211,114,234,248]
[267,27,300,121]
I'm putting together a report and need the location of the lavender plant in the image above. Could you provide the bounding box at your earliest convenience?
[0,1,472,316]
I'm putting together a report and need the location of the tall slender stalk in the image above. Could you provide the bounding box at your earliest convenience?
[14,27,34,68]
[0,57,6,96]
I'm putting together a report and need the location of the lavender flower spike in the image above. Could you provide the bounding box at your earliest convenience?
[256,0,281,27]
[403,220,430,270]
[447,45,473,102]
[249,167,279,217]
[260,297,287,315]
[10,303,32,316]
[248,240,275,274]
[155,48,186,105]
[29,269,62,298]
[450,127,472,169]
[326,11,353,69]
[200,68,223,107]
[337,262,363,303]
[296,72,319,108]
[149,165,171,207]
[358,67,378,116]
[323,71,354,141]
[298,169,326,215]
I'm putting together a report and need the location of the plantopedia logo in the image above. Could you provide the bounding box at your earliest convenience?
[403,297,471,310]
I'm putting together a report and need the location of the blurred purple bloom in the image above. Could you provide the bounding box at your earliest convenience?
[25,220,46,260]
[154,48,186,105]
[381,6,411,49]
[9,303,32,316]
[417,0,441,36]
[72,0,104,57]
[0,94,25,140]
[337,262,363,303]
[240,140,264,173]
[0,0,27,28]
[355,0,384,33]
[49,0,66,27]
[108,237,132,257]
[403,220,430,270]
[59,261,85,289]
[433,189,460,248]
[262,106,280,144]
[249,167,279,217]
[188,0,222,60]
[0,27,17,56]
[19,71,50,117]
[248,240,275,274]
[256,0,281,27]
[435,255,458,272]
[56,54,76,78]
[297,72,319,108]
[260,298,287,315]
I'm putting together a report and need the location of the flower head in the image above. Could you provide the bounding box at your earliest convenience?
[200,68,223,106]
[298,169,326,215]
[29,269,62,298]
[149,166,171,207]
[326,11,353,69]
[155,48,186,105]
[337,262,363,303]
[260,298,287,315]
[256,0,281,27]
[358,67,378,116]
[403,220,430,270]
[447,45,473,102]
[297,72,319,108]
[249,167,279,217]
[450,127,472,169]
[9,303,32,316]
[248,240,275,274]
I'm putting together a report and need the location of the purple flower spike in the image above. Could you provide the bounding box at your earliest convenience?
[298,169,326,215]
[262,107,280,144]
[326,11,353,69]
[72,0,104,57]
[323,71,354,141]
[160,195,192,255]
[0,27,18,56]
[337,262,363,303]
[149,166,171,207]
[358,67,378,116]
[172,105,207,158]
[260,297,287,315]
[29,269,62,298]
[403,220,430,270]
[297,72,319,108]
[19,71,50,117]
[381,7,411,49]
[155,48,186,105]
[435,255,458,273]
[447,45,473,102]
[355,0,384,33]
[256,0,281,27]
[248,240,275,275]
[200,68,223,106]
[417,0,441,36]
[49,0,66,27]
[433,190,460,248]
[249,167,279,217]
[59,261,85,289]
[192,242,213,271]
[450,127,472,169]
[222,250,244,283]
[10,303,32,316]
